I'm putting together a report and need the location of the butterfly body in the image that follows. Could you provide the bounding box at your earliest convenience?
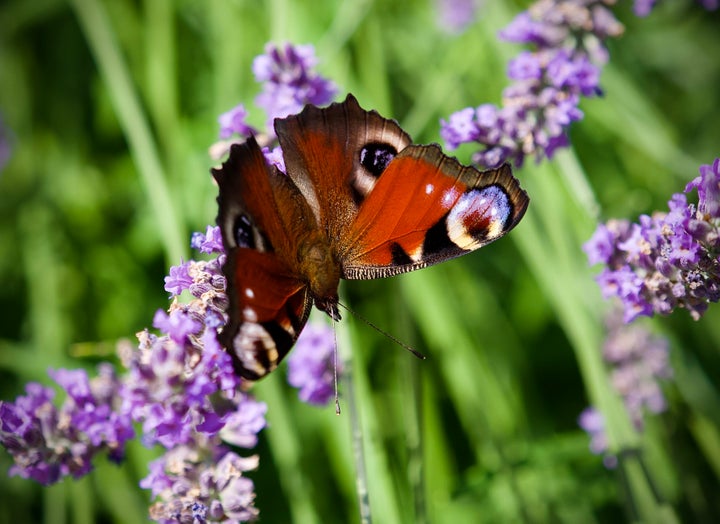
[213,95,529,380]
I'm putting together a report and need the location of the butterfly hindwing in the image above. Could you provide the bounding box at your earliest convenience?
[222,248,311,380]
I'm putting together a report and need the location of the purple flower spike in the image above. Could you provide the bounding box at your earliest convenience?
[577,407,617,469]
[442,0,623,167]
[435,0,482,34]
[191,226,225,255]
[602,311,671,428]
[287,322,339,406]
[0,367,134,485]
[579,309,672,467]
[253,43,337,131]
[164,260,193,296]
[587,158,720,322]
[218,104,256,140]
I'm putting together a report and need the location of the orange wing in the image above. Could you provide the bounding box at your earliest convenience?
[340,145,529,279]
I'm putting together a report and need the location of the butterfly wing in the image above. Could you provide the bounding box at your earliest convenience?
[213,137,315,380]
[340,145,529,279]
[274,94,412,243]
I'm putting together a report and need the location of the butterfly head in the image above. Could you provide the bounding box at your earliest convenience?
[314,296,341,322]
[297,241,342,322]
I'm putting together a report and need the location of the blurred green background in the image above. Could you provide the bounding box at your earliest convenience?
[1,0,719,522]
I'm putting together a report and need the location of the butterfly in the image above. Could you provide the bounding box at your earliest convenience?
[212,95,529,380]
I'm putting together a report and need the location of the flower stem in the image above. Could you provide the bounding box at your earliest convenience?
[337,311,372,524]
[70,0,186,266]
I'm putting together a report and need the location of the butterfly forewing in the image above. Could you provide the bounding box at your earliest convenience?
[341,145,529,279]
[275,95,411,237]
[213,138,316,380]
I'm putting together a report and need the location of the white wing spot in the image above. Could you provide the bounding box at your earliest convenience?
[244,288,255,299]
[425,183,434,195]
[243,306,258,323]
[441,187,462,210]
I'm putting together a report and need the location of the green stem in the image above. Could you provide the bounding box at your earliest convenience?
[70,0,186,266]
[337,316,372,524]
[515,160,680,523]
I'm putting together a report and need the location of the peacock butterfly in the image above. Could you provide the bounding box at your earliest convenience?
[212,94,529,380]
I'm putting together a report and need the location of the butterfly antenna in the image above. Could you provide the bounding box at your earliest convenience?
[337,302,426,360]
[333,325,341,415]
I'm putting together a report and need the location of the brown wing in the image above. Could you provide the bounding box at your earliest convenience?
[274,94,412,243]
[212,138,315,380]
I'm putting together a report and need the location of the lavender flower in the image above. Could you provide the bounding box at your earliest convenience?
[0,365,133,485]
[578,311,671,468]
[435,0,482,34]
[2,225,264,521]
[578,407,617,468]
[634,0,718,16]
[584,158,720,322]
[118,227,264,522]
[287,323,338,406]
[0,114,11,174]
[440,0,624,167]
[192,225,226,255]
[253,43,337,131]
[209,43,336,162]
[143,443,260,523]
[602,311,672,427]
[218,104,257,140]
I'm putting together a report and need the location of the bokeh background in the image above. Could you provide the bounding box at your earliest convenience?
[1,0,719,522]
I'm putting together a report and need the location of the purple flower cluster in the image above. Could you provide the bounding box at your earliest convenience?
[577,407,616,468]
[435,0,482,34]
[603,311,672,427]
[0,365,133,485]
[123,226,265,521]
[122,312,238,448]
[211,43,336,164]
[634,0,718,16]
[440,0,623,168]
[253,42,337,129]
[143,444,260,523]
[584,158,720,322]
[287,323,338,406]
[1,226,266,521]
[579,311,671,467]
